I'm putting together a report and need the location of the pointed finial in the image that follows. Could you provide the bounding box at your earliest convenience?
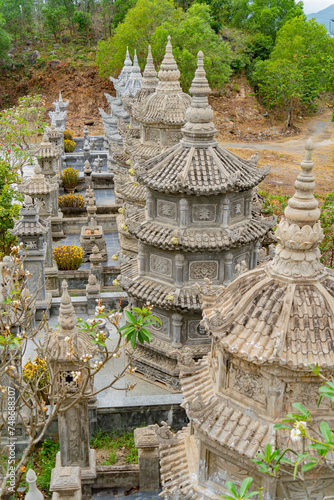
[181,51,216,146]
[59,90,63,102]
[157,36,181,92]
[61,280,71,304]
[124,46,132,66]
[42,132,49,143]
[142,45,158,89]
[284,139,320,225]
[189,51,211,97]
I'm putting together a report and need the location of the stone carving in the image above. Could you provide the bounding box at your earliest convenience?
[228,364,266,406]
[192,204,216,222]
[157,200,177,220]
[189,261,218,280]
[208,452,255,490]
[230,198,244,219]
[154,421,178,444]
[188,320,208,340]
[150,255,172,277]
[233,253,250,276]
[281,479,334,499]
[150,312,170,336]
[284,382,330,410]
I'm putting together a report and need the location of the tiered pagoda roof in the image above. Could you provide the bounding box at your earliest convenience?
[158,141,334,498]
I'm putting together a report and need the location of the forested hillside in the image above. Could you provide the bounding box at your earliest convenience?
[0,0,334,129]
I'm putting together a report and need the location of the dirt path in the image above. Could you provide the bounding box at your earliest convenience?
[221,110,334,196]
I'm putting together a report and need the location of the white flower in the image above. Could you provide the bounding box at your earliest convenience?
[290,428,301,442]
[295,421,307,432]
[64,336,70,342]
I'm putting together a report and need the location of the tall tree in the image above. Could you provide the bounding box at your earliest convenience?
[97,0,183,76]
[229,0,304,39]
[0,13,10,60]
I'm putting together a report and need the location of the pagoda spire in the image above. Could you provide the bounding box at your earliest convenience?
[156,35,182,93]
[142,45,158,90]
[271,139,324,279]
[181,50,217,147]
[58,280,78,335]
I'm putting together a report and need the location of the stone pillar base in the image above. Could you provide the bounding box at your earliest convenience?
[51,213,64,239]
[134,426,160,492]
[50,464,82,500]
[45,264,60,297]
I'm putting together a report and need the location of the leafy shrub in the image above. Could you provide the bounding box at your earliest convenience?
[63,129,73,140]
[60,167,79,189]
[58,193,86,208]
[53,244,83,270]
[35,439,59,492]
[64,139,77,153]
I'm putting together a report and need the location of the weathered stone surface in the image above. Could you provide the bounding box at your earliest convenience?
[134,426,160,492]
[28,50,40,64]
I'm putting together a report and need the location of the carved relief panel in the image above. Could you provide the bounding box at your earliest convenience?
[189,260,219,280]
[230,198,245,221]
[192,204,216,223]
[157,199,177,221]
[146,128,160,143]
[228,364,267,406]
[206,451,259,492]
[150,254,172,278]
[149,312,170,338]
[280,478,334,500]
[284,382,331,411]
[187,319,208,341]
[164,130,181,146]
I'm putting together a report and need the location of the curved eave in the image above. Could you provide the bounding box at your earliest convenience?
[129,218,272,252]
[120,261,202,312]
[203,266,334,371]
[137,143,269,196]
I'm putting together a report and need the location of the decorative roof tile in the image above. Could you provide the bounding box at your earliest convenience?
[120,259,203,312]
[136,51,269,196]
[128,218,273,252]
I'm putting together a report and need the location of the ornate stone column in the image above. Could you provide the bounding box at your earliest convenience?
[47,281,97,499]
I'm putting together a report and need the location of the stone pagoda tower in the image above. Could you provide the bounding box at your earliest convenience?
[115,37,191,255]
[18,164,62,294]
[114,46,159,255]
[120,52,272,390]
[157,141,334,498]
[10,196,51,319]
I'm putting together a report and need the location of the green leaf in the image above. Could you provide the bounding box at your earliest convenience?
[301,461,317,472]
[273,424,291,430]
[292,402,309,417]
[320,421,333,443]
[225,481,238,496]
[239,477,253,497]
[125,310,137,324]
